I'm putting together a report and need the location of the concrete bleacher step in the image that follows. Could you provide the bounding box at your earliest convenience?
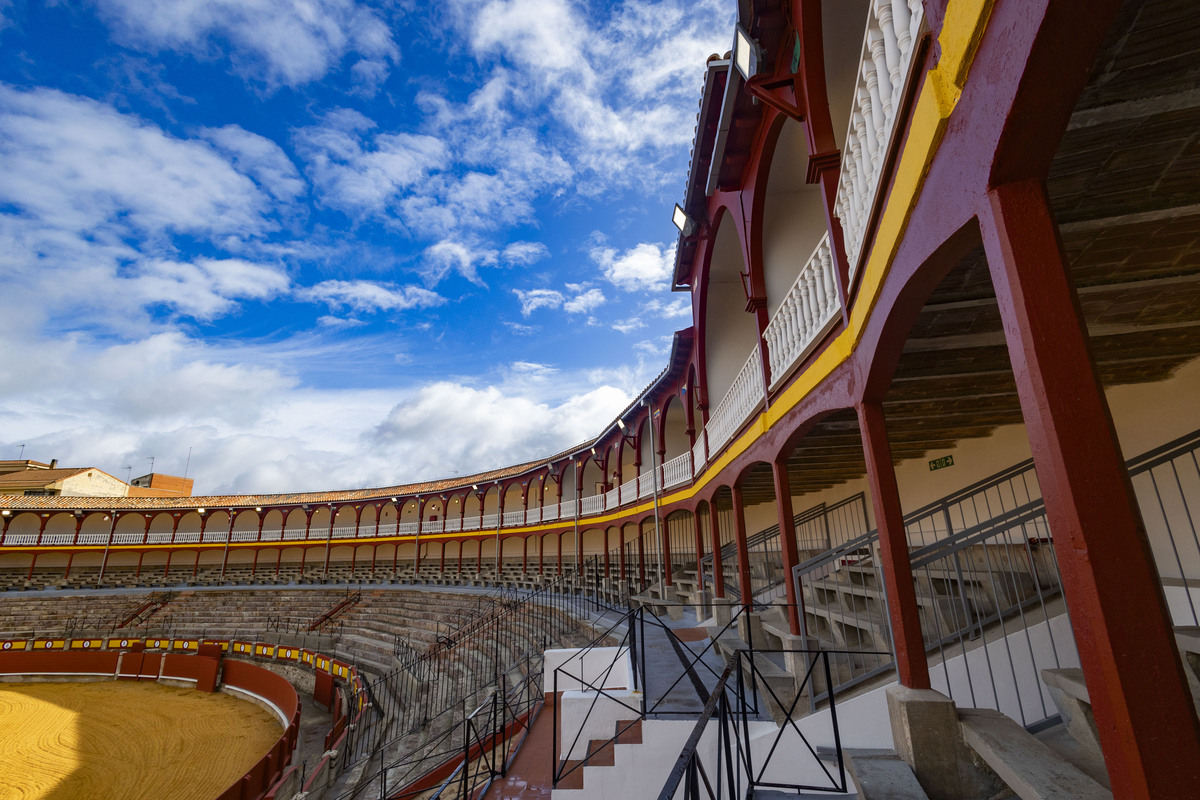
[958,708,1111,800]
[843,749,926,800]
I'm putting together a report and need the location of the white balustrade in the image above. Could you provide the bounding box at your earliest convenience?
[605,487,620,509]
[260,529,283,541]
[41,533,74,545]
[620,476,638,505]
[175,531,202,543]
[115,532,144,544]
[706,345,765,456]
[637,472,657,499]
[444,517,462,532]
[232,530,260,542]
[397,521,419,536]
[662,453,692,489]
[580,494,604,516]
[543,503,560,522]
[763,233,841,388]
[561,499,579,518]
[481,513,499,530]
[75,533,108,545]
[281,528,305,540]
[3,534,36,546]
[692,436,707,476]
[834,0,925,281]
[503,509,526,527]
[421,520,441,534]
[462,516,481,531]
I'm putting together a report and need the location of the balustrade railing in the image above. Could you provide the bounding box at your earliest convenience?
[605,486,620,509]
[662,452,692,489]
[692,435,708,476]
[762,233,840,389]
[503,510,525,527]
[637,471,657,499]
[705,346,764,456]
[834,0,925,282]
[580,494,604,516]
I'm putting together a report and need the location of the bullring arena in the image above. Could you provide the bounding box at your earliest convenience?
[3,1,1200,799]
[0,681,279,800]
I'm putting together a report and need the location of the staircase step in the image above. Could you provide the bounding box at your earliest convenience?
[614,718,642,745]
[556,760,584,790]
[585,738,615,767]
[845,749,929,800]
[959,708,1112,800]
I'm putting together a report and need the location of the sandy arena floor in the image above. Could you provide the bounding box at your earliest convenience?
[0,680,282,800]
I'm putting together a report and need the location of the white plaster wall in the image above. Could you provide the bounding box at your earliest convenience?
[544,647,631,694]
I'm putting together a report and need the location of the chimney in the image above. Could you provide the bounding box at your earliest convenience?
[49,459,58,469]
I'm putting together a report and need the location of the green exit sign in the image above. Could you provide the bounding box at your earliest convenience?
[929,455,955,471]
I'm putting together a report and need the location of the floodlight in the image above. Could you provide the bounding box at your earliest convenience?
[672,203,696,236]
[733,24,762,81]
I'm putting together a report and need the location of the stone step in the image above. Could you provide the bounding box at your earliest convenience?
[959,708,1111,800]
[844,749,929,800]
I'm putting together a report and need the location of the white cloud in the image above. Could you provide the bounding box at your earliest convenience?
[563,287,605,314]
[298,280,445,313]
[0,85,294,334]
[202,125,306,202]
[135,258,291,319]
[295,111,448,218]
[514,284,605,317]
[502,241,550,266]
[94,0,399,89]
[592,241,675,292]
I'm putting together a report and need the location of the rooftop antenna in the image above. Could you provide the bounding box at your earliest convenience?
[146,455,155,474]
[123,465,132,482]
[17,444,25,459]
[183,447,192,479]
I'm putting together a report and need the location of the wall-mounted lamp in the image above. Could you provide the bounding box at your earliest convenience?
[616,419,626,431]
[733,23,762,81]
[196,507,206,515]
[672,203,697,237]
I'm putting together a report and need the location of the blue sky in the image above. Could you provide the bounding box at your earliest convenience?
[0,0,734,493]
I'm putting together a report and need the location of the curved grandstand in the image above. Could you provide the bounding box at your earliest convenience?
[3,1,1200,799]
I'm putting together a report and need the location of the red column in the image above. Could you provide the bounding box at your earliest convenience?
[708,504,725,599]
[729,485,754,611]
[771,459,805,636]
[858,400,930,689]
[522,536,528,573]
[691,510,706,590]
[980,179,1200,799]
[556,533,563,575]
[604,528,611,579]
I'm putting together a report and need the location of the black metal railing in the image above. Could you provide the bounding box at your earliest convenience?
[658,648,857,800]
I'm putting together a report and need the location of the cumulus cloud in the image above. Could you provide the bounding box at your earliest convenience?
[592,241,675,292]
[295,110,447,218]
[371,380,630,479]
[94,0,399,89]
[0,85,295,334]
[449,0,732,190]
[202,125,306,202]
[513,284,606,317]
[298,280,445,313]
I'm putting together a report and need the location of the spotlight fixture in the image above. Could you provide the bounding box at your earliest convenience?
[733,24,762,81]
[672,203,696,236]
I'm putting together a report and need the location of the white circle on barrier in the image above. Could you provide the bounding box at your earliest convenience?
[121,639,129,647]
[2,642,10,650]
